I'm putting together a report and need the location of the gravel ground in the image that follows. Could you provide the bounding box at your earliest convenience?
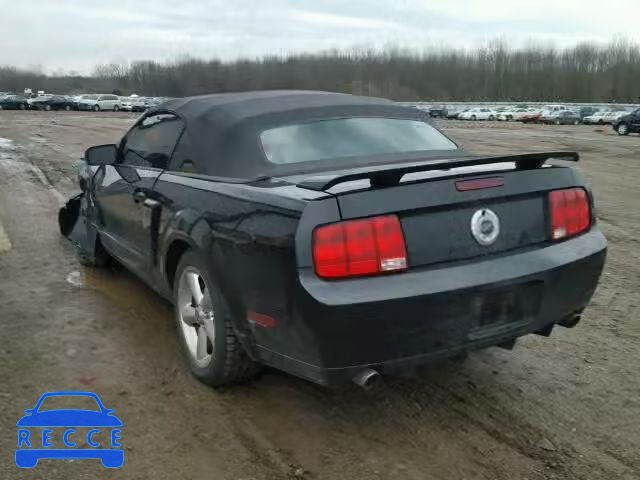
[0,112,638,480]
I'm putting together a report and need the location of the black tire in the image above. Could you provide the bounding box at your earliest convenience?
[173,251,260,386]
[616,123,630,136]
[471,115,477,121]
[488,115,495,121]
[597,119,604,125]
[19,103,25,110]
[555,120,561,125]
[113,105,120,112]
[45,104,52,111]
[93,104,100,112]
[65,105,71,111]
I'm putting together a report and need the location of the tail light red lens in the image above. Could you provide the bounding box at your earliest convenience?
[549,188,591,240]
[313,215,408,279]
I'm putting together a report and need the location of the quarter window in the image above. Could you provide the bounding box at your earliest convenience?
[167,132,197,173]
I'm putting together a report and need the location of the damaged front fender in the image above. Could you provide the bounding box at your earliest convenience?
[58,192,101,263]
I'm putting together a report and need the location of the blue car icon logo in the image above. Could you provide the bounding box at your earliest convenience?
[16,391,123,468]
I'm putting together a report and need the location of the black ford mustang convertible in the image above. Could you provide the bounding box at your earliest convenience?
[61,91,606,387]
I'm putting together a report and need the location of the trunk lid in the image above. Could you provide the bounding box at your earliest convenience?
[296,154,582,269]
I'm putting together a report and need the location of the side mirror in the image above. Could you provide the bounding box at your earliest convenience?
[85,144,117,166]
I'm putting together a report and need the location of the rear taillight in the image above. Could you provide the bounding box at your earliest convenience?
[549,188,591,241]
[313,215,408,279]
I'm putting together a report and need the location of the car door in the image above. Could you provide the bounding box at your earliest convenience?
[53,96,65,109]
[94,113,184,274]
[100,95,112,110]
[630,109,640,131]
[97,95,111,110]
[109,95,120,110]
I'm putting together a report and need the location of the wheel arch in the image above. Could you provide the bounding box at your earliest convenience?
[160,217,223,291]
[164,237,193,290]
[161,229,260,360]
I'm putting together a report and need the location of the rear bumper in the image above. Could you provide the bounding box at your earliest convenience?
[264,229,606,385]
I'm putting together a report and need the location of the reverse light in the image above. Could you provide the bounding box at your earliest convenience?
[313,215,408,279]
[549,188,591,240]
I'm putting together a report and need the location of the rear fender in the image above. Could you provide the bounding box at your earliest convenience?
[160,210,260,358]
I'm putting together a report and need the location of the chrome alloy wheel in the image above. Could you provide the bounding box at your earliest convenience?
[177,267,216,367]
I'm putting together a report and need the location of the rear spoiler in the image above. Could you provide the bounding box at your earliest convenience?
[296,151,579,192]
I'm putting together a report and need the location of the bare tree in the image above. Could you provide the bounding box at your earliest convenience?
[1,40,639,102]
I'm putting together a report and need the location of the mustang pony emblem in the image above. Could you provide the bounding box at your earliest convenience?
[471,208,500,246]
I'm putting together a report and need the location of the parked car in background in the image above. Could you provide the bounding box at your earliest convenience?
[459,108,495,121]
[612,108,640,136]
[577,106,601,120]
[518,109,543,123]
[601,111,628,125]
[79,94,121,112]
[582,110,627,125]
[512,108,540,122]
[491,106,512,118]
[542,105,569,114]
[540,110,581,125]
[77,95,99,111]
[130,97,153,112]
[0,94,29,110]
[71,95,89,110]
[582,111,610,125]
[445,108,468,120]
[120,98,136,111]
[29,95,73,111]
[428,105,447,118]
[498,108,528,121]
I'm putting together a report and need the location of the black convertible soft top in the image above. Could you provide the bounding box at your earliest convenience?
[151,91,448,179]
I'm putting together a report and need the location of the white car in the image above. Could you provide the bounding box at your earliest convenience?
[498,108,529,121]
[582,112,606,125]
[512,108,542,122]
[120,99,134,112]
[601,111,628,124]
[78,94,121,112]
[459,108,496,121]
[583,111,620,125]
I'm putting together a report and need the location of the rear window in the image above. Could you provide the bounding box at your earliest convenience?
[259,117,457,165]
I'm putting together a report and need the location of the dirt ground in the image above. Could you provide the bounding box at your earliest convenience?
[0,111,638,480]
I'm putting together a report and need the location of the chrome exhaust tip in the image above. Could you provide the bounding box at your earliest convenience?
[352,368,381,389]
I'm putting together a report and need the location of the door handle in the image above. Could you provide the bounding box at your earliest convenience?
[132,190,147,203]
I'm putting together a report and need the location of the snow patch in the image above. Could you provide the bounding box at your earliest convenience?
[0,137,14,149]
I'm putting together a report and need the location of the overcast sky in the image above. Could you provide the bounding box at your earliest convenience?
[2,0,639,74]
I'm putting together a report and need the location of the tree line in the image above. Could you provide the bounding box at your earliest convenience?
[1,39,639,102]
